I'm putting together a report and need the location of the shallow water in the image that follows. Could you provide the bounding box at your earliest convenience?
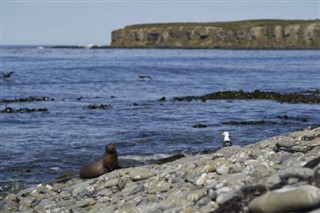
[1,46,320,192]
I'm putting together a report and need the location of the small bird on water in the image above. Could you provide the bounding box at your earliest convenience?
[222,131,232,147]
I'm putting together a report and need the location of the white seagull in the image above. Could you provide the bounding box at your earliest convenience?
[221,131,232,147]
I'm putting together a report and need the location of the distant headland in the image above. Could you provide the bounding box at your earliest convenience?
[110,19,320,49]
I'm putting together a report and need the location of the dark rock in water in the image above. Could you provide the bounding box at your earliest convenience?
[174,90,320,104]
[276,115,308,122]
[133,103,139,106]
[158,97,166,101]
[223,120,278,125]
[87,104,112,110]
[1,107,49,113]
[157,154,185,165]
[193,124,207,128]
[0,96,54,103]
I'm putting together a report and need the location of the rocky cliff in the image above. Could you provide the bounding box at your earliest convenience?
[111,20,320,49]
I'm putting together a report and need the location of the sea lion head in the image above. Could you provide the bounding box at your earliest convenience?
[105,143,117,154]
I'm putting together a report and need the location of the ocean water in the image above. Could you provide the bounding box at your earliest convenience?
[1,46,320,192]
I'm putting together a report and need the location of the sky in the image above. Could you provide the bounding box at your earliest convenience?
[1,0,319,45]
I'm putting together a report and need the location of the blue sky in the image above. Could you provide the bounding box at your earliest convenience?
[1,0,319,45]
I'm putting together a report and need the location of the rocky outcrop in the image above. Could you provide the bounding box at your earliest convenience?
[111,19,320,49]
[1,127,320,212]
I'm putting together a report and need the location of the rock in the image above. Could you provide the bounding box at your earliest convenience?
[147,180,171,194]
[201,158,230,173]
[216,164,230,175]
[277,167,314,181]
[216,191,238,204]
[128,167,156,181]
[187,189,207,203]
[249,185,320,213]
[290,129,320,140]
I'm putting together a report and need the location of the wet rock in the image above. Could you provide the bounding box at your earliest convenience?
[249,185,320,213]
[1,107,49,113]
[87,104,112,110]
[157,154,185,165]
[276,114,308,122]
[174,90,320,104]
[0,96,54,103]
[223,120,277,125]
[158,97,166,101]
[193,124,207,128]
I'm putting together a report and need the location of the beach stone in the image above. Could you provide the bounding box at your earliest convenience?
[278,167,314,181]
[216,191,238,204]
[19,196,37,208]
[201,158,230,173]
[71,198,96,208]
[217,145,242,158]
[257,136,281,149]
[104,178,119,188]
[193,173,207,186]
[249,185,320,213]
[148,180,171,194]
[87,202,114,213]
[128,182,144,196]
[187,189,207,203]
[290,129,320,140]
[128,167,156,181]
[216,164,230,175]
[196,196,212,207]
[276,139,294,149]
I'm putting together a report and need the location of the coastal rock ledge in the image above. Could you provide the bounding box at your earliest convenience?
[1,127,320,212]
[111,19,320,49]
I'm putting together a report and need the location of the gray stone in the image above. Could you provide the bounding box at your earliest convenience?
[249,185,320,213]
[148,180,171,194]
[128,167,156,181]
[216,164,230,175]
[216,191,237,204]
[278,167,314,180]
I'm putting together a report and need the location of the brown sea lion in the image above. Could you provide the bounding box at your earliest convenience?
[80,144,120,179]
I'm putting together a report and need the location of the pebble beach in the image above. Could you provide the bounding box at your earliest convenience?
[1,126,320,213]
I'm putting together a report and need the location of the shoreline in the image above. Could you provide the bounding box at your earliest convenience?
[50,45,320,50]
[1,126,320,212]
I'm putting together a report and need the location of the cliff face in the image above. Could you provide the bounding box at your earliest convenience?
[111,20,320,49]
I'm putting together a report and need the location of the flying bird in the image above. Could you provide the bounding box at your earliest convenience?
[222,131,232,147]
[138,75,153,80]
[1,71,14,78]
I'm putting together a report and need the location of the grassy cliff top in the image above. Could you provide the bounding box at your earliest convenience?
[123,19,320,30]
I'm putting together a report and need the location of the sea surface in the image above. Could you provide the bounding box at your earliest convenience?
[1,46,320,193]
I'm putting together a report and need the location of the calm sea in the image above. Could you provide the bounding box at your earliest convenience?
[1,46,319,193]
